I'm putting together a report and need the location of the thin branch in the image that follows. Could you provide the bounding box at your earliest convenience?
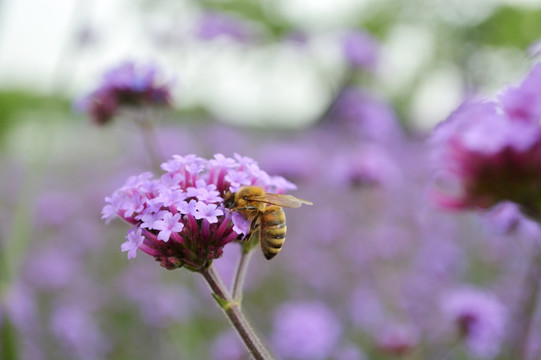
[232,249,254,303]
[200,265,274,360]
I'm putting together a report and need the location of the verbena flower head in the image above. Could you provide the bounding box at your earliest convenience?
[102,153,296,271]
[430,65,541,217]
[77,61,172,125]
[441,288,506,358]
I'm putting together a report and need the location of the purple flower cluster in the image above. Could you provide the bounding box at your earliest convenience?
[77,61,172,125]
[102,153,295,271]
[430,64,541,217]
[441,288,506,358]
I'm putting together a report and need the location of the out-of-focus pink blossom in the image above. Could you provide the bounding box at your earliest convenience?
[441,287,507,358]
[341,30,379,71]
[194,12,254,43]
[376,323,419,356]
[430,92,541,216]
[271,301,342,360]
[76,61,173,125]
[330,87,403,143]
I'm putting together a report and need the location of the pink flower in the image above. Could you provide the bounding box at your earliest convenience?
[76,61,172,125]
[441,288,506,358]
[121,227,145,259]
[153,213,184,242]
[430,66,541,217]
[103,153,298,271]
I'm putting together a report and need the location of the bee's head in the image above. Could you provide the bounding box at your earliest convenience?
[223,190,236,209]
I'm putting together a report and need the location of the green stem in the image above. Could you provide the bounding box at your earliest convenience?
[0,314,19,360]
[200,265,273,360]
[232,249,254,304]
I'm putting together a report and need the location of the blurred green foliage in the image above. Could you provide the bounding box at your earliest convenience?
[0,91,70,145]
[473,6,541,49]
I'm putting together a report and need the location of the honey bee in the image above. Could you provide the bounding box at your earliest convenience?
[225,186,313,260]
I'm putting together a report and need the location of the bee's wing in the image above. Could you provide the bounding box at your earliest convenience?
[249,193,313,208]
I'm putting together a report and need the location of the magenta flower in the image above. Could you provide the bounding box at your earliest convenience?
[103,153,296,271]
[441,288,506,358]
[76,61,172,125]
[430,67,541,217]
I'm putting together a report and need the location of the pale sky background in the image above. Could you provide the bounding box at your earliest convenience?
[0,0,540,129]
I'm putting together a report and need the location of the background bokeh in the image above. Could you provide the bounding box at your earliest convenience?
[2,0,541,359]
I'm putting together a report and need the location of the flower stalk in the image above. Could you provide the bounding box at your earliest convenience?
[134,109,163,173]
[505,243,541,359]
[232,247,254,303]
[201,265,274,360]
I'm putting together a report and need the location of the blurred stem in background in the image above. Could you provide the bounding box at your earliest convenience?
[132,109,164,174]
[0,124,51,359]
[505,243,541,360]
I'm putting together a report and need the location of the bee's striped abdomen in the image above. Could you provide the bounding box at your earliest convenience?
[260,206,287,260]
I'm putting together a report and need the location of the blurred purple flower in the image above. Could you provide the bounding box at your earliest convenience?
[499,64,541,124]
[24,249,80,290]
[341,30,379,71]
[330,87,402,142]
[103,153,296,271]
[283,31,310,46]
[331,145,400,187]
[210,331,249,360]
[334,344,368,360]
[484,201,541,237]
[76,61,172,125]
[34,191,79,227]
[50,303,110,359]
[376,323,419,356]
[258,144,320,181]
[351,288,387,332]
[194,12,253,43]
[430,98,541,215]
[271,301,342,359]
[118,264,195,326]
[441,288,506,358]
[5,283,38,334]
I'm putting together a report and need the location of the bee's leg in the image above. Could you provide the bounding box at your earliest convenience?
[231,206,258,212]
[241,213,260,251]
[250,213,260,232]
